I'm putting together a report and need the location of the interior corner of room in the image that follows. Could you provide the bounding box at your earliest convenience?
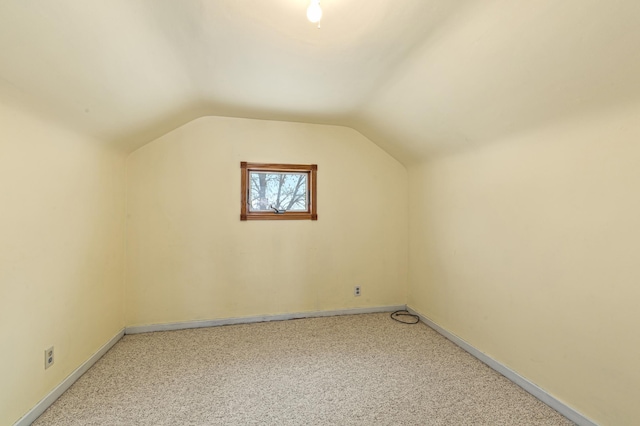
[2,0,640,425]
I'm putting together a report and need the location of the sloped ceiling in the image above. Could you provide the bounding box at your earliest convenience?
[1,0,639,163]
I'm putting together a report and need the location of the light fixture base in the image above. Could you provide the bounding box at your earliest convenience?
[307,0,322,24]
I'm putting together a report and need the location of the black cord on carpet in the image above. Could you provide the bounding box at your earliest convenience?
[390,310,420,324]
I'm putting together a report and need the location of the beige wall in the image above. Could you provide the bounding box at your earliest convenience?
[10,96,636,425]
[126,116,408,327]
[408,104,640,425]
[0,101,125,426]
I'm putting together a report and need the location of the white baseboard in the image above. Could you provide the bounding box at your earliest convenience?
[406,306,598,426]
[13,328,125,426]
[125,305,406,334]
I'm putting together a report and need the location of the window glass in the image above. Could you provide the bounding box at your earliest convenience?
[248,172,308,212]
[240,162,317,221]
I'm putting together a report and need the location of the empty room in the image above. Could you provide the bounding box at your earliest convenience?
[1,1,639,425]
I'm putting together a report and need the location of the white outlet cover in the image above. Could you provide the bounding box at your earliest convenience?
[45,346,54,369]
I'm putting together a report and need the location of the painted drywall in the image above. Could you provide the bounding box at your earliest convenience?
[356,0,640,163]
[408,104,640,425]
[5,1,640,162]
[0,0,472,149]
[126,116,407,327]
[0,101,125,426]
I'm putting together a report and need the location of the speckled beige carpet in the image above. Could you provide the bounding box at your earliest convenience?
[33,313,573,425]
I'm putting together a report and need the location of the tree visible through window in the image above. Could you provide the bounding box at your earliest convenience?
[249,172,307,212]
[241,162,317,220]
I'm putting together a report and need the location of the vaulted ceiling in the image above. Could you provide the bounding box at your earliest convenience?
[1,0,639,163]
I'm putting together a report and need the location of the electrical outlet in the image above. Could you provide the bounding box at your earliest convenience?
[45,346,54,369]
[354,286,361,296]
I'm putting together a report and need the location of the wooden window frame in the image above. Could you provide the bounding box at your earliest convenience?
[240,162,318,221]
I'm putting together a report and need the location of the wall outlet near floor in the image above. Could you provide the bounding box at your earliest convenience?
[354,286,361,296]
[45,346,54,369]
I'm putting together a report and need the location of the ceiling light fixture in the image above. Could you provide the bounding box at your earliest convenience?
[307,0,322,26]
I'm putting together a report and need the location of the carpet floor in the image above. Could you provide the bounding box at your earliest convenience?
[33,313,573,425]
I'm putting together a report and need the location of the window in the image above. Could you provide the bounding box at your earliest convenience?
[240,162,317,221]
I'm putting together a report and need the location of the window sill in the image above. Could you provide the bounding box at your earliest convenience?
[241,212,318,221]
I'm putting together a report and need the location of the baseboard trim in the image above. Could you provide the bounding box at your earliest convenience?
[13,328,125,426]
[406,306,597,426]
[125,305,406,334]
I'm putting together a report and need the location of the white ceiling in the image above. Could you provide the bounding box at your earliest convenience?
[1,0,639,162]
